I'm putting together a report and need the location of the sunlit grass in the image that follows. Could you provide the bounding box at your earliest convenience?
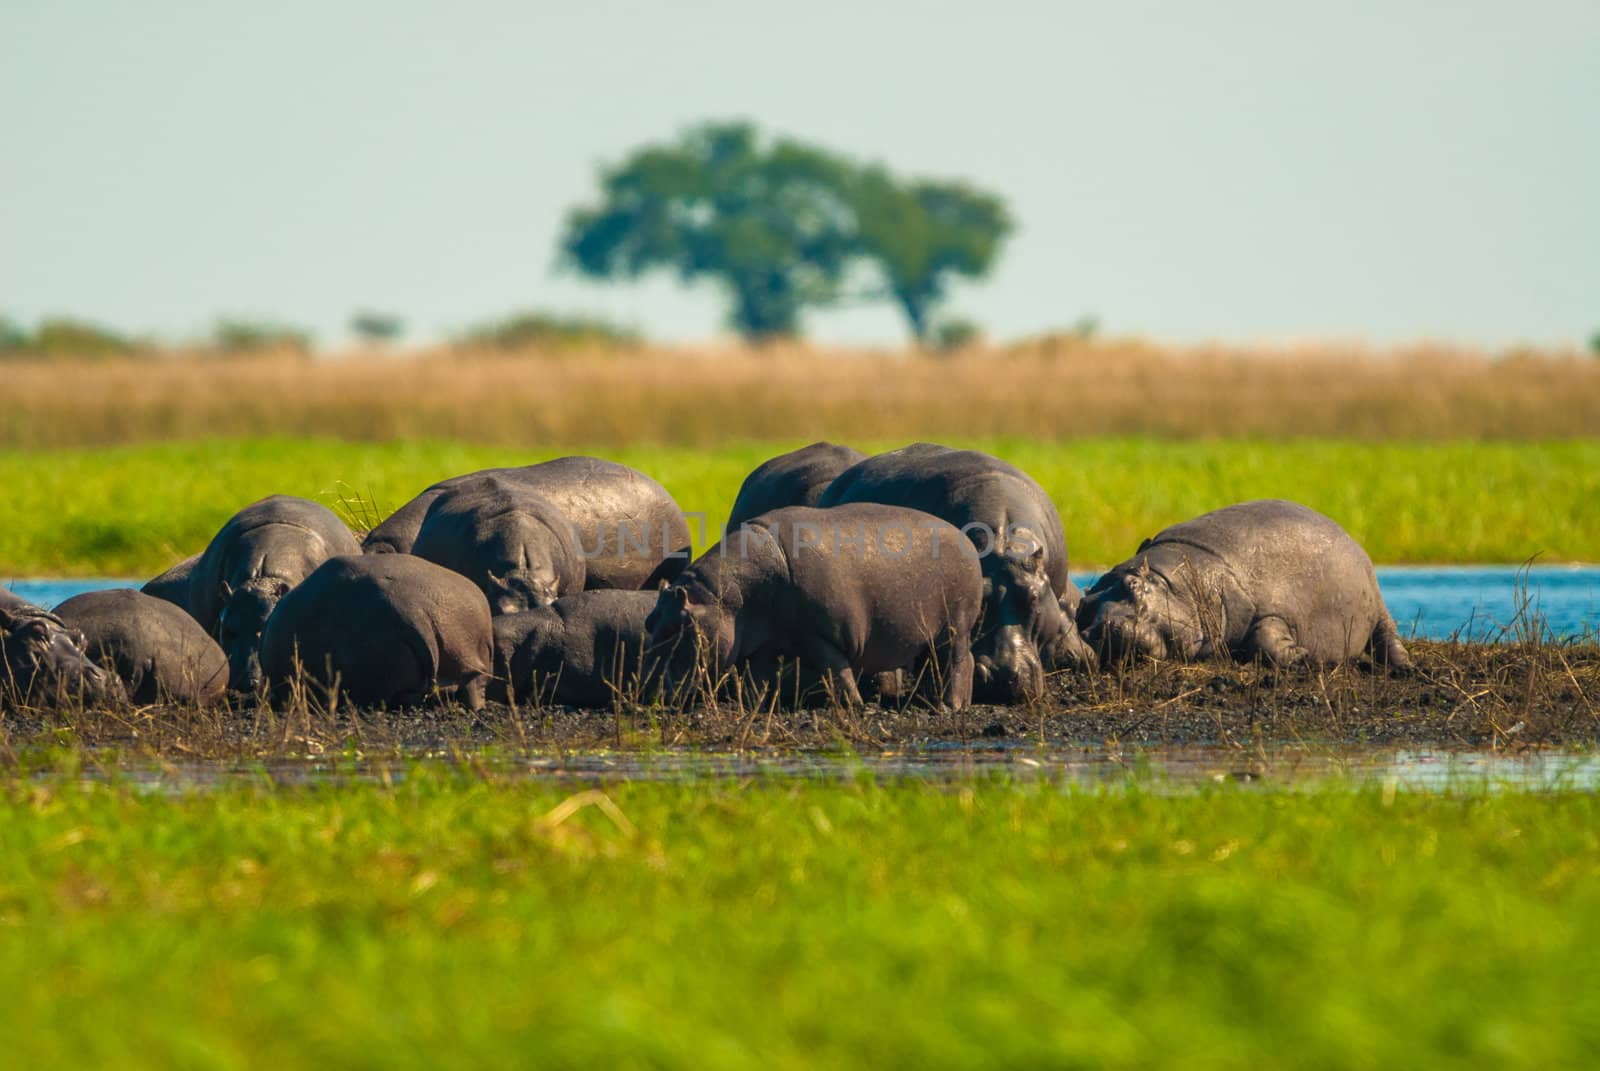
[0,438,1596,576]
[1,769,1597,1068]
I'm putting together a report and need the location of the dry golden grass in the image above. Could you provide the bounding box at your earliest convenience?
[2,337,1596,446]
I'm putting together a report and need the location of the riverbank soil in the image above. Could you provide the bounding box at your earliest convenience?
[3,642,1594,760]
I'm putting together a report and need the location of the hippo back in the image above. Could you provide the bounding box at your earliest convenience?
[261,554,493,710]
[818,443,1072,595]
[726,442,867,532]
[365,456,690,590]
[141,553,200,614]
[54,589,228,706]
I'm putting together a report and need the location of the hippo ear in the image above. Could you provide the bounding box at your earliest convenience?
[657,579,670,593]
[219,581,234,600]
[670,586,689,609]
[1026,544,1046,576]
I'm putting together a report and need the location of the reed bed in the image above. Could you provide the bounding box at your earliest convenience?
[2,338,1596,446]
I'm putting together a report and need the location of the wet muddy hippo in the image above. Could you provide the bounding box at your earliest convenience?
[54,589,228,706]
[364,456,691,590]
[141,553,200,614]
[646,503,982,711]
[490,589,659,708]
[725,442,867,531]
[1077,499,1413,672]
[818,442,1096,702]
[0,589,126,709]
[411,476,587,614]
[260,555,494,711]
[190,495,362,692]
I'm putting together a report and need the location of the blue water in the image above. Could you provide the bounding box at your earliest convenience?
[6,566,1600,643]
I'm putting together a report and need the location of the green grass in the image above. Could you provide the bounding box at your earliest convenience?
[2,769,1598,1067]
[1,438,1597,576]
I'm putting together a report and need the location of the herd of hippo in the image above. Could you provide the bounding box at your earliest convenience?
[0,443,1413,714]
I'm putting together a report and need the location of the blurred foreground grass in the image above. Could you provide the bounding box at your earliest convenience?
[1,768,1597,1068]
[0,438,1596,575]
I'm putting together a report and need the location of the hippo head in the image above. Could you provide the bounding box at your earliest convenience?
[1077,559,1206,665]
[217,578,291,693]
[0,605,126,708]
[971,540,1059,703]
[644,582,734,700]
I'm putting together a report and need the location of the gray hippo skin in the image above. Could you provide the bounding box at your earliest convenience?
[490,589,659,708]
[0,588,126,709]
[411,476,587,614]
[54,589,228,706]
[141,553,200,613]
[818,442,1096,702]
[189,495,362,692]
[646,503,982,711]
[260,555,494,711]
[725,442,867,531]
[364,456,692,590]
[1077,499,1413,672]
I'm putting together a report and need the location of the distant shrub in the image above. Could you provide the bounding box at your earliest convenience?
[1590,330,1600,357]
[30,317,139,359]
[350,310,405,345]
[210,318,313,355]
[458,311,641,351]
[930,318,983,353]
[0,316,29,354]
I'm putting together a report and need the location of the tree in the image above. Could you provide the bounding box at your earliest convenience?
[350,310,405,345]
[847,169,1012,343]
[561,121,1014,345]
[560,122,857,341]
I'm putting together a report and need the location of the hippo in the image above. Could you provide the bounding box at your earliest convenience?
[411,476,587,614]
[818,442,1096,702]
[54,589,228,706]
[490,589,659,708]
[189,495,362,692]
[140,553,200,613]
[1077,499,1413,672]
[364,456,691,590]
[725,442,868,531]
[259,554,494,711]
[646,503,982,711]
[0,589,126,709]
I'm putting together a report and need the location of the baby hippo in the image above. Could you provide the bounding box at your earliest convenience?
[646,503,983,711]
[490,589,659,708]
[1078,499,1412,672]
[260,555,494,711]
[54,589,228,706]
[0,589,126,709]
[411,476,586,614]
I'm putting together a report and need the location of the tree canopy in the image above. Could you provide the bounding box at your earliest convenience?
[559,122,1011,343]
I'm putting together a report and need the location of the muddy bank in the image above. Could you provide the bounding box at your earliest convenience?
[2,642,1596,761]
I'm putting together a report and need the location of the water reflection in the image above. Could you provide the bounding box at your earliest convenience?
[76,743,1600,794]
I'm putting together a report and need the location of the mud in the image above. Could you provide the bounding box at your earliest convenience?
[2,642,1596,761]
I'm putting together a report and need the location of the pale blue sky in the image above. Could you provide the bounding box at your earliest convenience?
[2,0,1595,347]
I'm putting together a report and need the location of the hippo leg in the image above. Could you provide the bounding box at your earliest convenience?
[939,642,975,713]
[1368,615,1415,676]
[802,640,864,708]
[1242,616,1308,668]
